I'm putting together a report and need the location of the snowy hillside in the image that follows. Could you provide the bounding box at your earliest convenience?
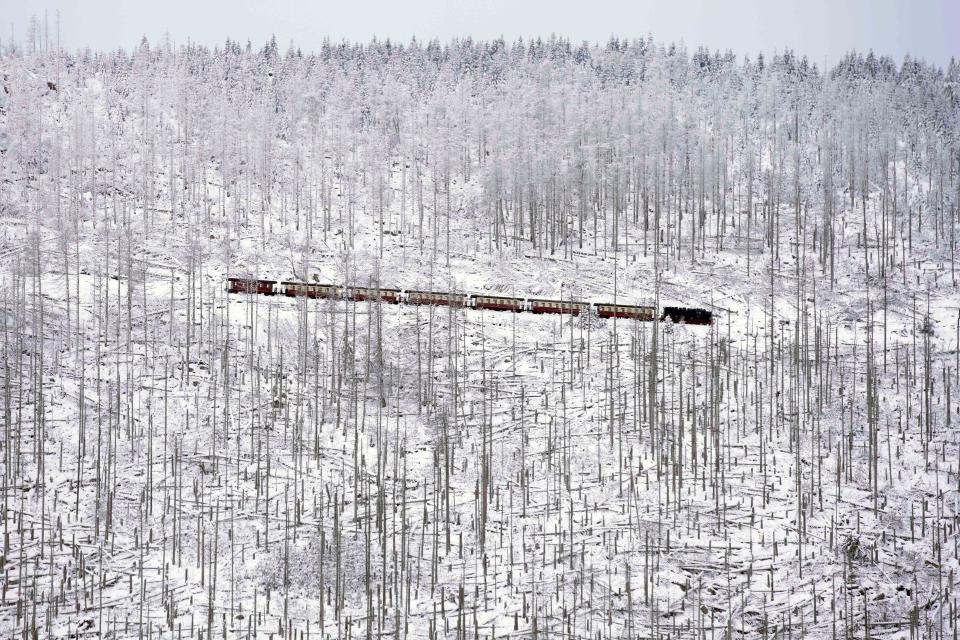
[1,36,959,639]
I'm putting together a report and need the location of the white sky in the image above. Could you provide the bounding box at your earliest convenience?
[2,0,957,67]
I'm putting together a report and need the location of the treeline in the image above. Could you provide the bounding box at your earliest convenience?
[1,35,957,280]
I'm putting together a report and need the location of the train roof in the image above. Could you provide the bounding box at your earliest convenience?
[348,285,401,291]
[596,302,655,308]
[527,298,587,305]
[406,289,461,295]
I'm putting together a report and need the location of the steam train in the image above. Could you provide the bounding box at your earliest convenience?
[226,278,713,325]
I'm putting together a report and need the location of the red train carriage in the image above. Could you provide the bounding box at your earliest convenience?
[228,278,276,295]
[347,287,402,303]
[227,278,245,293]
[406,291,465,307]
[527,299,587,316]
[473,295,524,312]
[596,304,656,320]
[661,306,713,325]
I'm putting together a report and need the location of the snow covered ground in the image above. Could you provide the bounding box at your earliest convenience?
[1,38,959,639]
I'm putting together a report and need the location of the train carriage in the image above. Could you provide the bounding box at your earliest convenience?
[281,282,339,299]
[371,288,402,303]
[406,290,465,307]
[281,281,310,297]
[311,284,340,299]
[227,277,246,293]
[527,299,587,316]
[228,278,276,296]
[347,286,402,303]
[473,295,524,312]
[596,304,656,320]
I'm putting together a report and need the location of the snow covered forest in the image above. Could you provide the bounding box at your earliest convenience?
[2,28,960,639]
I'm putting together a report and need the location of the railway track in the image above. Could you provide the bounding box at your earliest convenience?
[226,278,714,325]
